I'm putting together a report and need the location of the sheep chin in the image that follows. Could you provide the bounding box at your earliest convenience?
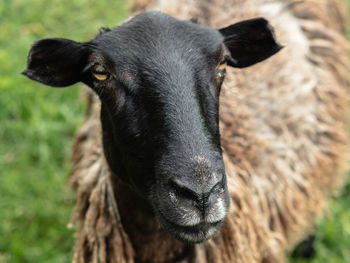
[154,205,224,243]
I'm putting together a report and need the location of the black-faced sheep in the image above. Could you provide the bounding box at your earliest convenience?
[23,0,350,262]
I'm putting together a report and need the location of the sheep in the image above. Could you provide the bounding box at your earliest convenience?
[22,0,350,262]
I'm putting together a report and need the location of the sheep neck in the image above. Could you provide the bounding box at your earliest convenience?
[112,176,194,263]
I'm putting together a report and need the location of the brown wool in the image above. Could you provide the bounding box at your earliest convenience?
[70,0,350,262]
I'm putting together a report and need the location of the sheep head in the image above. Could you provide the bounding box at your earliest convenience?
[23,11,282,243]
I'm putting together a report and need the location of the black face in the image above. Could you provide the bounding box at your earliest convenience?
[23,11,282,243]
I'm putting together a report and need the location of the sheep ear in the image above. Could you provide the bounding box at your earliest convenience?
[22,38,90,87]
[219,18,283,68]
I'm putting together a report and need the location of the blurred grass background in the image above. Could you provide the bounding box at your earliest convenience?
[0,1,128,262]
[0,0,349,262]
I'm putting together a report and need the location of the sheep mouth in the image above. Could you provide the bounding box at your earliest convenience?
[156,209,224,243]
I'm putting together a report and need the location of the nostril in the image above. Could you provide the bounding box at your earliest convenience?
[210,178,225,194]
[168,175,225,209]
[169,179,199,202]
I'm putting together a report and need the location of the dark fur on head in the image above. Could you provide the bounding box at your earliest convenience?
[23,11,281,243]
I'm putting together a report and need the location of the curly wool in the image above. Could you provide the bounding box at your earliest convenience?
[70,0,350,262]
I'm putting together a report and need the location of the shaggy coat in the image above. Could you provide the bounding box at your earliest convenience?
[69,0,349,262]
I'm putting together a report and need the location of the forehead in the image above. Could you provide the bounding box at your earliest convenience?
[91,11,224,65]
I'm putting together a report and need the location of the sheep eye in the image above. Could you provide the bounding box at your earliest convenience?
[216,60,227,77]
[92,65,109,81]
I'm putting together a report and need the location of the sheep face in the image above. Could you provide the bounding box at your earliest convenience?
[23,11,281,243]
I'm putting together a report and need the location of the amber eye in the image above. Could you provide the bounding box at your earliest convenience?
[216,60,227,77]
[92,64,109,81]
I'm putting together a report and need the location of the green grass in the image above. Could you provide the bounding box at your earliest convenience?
[289,181,350,263]
[0,1,128,262]
[0,0,349,262]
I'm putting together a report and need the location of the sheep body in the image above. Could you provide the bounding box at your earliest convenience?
[70,0,350,262]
